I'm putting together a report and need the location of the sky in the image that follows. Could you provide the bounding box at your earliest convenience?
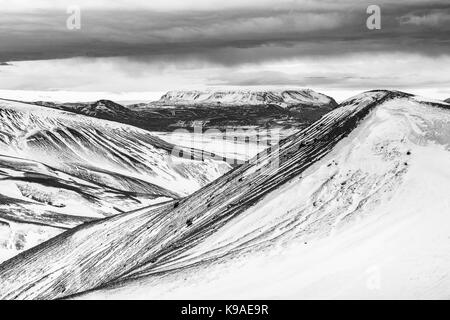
[0,0,449,102]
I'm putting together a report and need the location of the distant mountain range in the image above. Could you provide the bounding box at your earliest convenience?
[153,89,336,108]
[31,89,338,132]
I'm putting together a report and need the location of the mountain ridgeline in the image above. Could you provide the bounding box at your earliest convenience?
[155,89,336,107]
[32,89,338,132]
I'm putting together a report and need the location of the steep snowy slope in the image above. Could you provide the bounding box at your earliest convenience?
[155,89,337,108]
[1,91,449,299]
[97,92,449,299]
[0,99,230,198]
[0,99,230,261]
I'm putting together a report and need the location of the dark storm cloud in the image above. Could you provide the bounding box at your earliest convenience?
[0,0,448,65]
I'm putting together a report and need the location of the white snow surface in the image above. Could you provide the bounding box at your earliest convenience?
[80,96,450,299]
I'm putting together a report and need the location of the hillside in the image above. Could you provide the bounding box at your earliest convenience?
[0,99,230,261]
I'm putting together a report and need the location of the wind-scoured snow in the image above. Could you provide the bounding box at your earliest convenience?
[0,91,449,299]
[155,89,336,108]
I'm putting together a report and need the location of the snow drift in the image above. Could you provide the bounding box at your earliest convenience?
[1,91,449,299]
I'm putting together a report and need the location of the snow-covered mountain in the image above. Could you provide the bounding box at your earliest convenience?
[31,89,337,133]
[155,89,337,108]
[33,100,131,119]
[1,90,449,299]
[0,99,230,261]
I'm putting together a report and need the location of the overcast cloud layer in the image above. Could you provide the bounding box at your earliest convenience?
[0,0,449,100]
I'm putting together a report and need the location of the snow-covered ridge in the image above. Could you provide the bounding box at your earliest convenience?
[102,92,450,299]
[0,90,403,298]
[156,89,337,108]
[2,91,449,299]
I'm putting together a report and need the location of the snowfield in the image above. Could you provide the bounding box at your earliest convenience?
[0,91,449,299]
